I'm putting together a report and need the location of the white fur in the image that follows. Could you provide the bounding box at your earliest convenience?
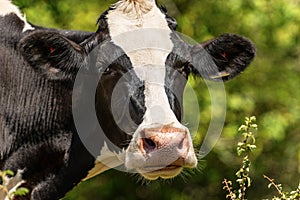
[0,0,34,32]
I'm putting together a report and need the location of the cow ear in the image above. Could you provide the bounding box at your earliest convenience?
[190,34,255,81]
[20,31,87,80]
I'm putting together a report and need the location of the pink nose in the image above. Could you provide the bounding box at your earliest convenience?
[139,125,189,158]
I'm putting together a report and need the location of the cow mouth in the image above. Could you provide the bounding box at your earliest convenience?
[142,165,182,172]
[137,165,183,180]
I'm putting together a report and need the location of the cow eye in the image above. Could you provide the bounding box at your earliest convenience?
[177,64,191,78]
[103,67,112,75]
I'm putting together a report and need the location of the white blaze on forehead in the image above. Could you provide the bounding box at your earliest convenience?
[0,0,34,32]
[107,0,179,126]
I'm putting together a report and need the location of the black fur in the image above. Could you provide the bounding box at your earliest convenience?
[0,14,96,200]
[20,31,87,81]
[0,14,25,48]
[191,34,256,81]
[160,6,178,30]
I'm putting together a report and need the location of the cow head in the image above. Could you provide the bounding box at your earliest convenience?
[20,0,255,180]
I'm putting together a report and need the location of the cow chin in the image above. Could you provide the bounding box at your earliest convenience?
[138,166,183,180]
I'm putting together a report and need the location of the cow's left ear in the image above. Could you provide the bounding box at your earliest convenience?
[20,31,87,80]
[190,34,256,81]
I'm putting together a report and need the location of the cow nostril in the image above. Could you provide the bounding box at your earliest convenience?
[142,138,157,153]
[178,137,185,150]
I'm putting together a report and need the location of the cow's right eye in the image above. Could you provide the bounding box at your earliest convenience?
[176,64,191,79]
[103,67,112,75]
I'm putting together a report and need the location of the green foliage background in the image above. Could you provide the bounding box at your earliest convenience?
[13,0,300,199]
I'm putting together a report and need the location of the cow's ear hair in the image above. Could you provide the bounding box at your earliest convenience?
[20,31,87,80]
[190,34,255,81]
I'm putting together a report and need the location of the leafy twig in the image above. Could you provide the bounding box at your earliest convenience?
[223,179,236,199]
[222,116,258,200]
[0,170,29,200]
[223,116,300,200]
[264,175,286,198]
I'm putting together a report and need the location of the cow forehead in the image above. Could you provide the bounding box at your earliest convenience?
[107,0,170,35]
[106,1,173,81]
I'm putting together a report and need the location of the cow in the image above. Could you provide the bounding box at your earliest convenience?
[0,0,255,199]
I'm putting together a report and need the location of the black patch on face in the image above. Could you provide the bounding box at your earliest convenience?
[165,53,190,122]
[165,32,192,122]
[96,9,111,40]
[160,6,178,30]
[93,39,146,150]
[92,10,148,150]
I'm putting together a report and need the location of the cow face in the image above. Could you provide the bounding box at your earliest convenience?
[20,0,255,180]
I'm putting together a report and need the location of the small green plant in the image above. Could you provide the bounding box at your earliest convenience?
[0,170,29,200]
[223,116,257,200]
[223,116,300,200]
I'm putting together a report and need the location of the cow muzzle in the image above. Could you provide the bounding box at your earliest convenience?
[125,125,197,180]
